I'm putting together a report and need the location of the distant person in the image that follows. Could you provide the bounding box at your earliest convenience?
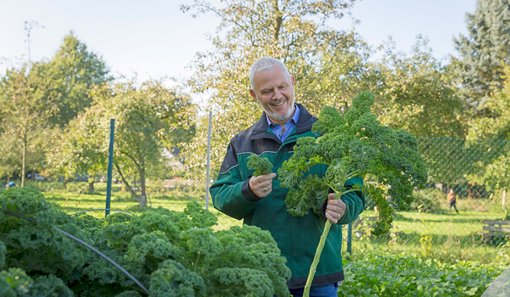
[447,189,459,213]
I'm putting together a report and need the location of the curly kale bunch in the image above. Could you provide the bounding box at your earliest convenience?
[278,92,428,296]
[279,91,427,225]
[247,153,273,176]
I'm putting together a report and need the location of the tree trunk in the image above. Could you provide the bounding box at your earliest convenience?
[139,168,147,207]
[502,189,507,210]
[87,175,95,193]
[88,181,95,194]
[114,162,138,198]
[21,131,27,187]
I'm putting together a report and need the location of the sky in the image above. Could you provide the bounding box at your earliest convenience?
[0,0,478,83]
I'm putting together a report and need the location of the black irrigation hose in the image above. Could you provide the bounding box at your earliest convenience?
[53,226,149,295]
[2,210,149,295]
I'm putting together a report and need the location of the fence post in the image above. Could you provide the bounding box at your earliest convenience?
[205,111,212,210]
[105,119,115,217]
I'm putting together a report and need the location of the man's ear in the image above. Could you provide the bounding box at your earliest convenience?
[249,89,257,100]
[291,75,296,85]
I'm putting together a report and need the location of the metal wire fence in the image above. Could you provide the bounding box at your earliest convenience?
[347,136,510,260]
[1,134,509,253]
[418,137,510,199]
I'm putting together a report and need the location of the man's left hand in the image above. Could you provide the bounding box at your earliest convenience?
[325,193,346,224]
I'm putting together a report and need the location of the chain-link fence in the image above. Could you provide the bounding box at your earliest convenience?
[347,136,510,263]
[418,137,509,199]
[2,133,509,253]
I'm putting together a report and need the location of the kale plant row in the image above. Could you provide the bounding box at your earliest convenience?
[0,187,291,297]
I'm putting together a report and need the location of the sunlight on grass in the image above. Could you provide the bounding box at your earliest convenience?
[42,186,509,268]
[44,190,242,229]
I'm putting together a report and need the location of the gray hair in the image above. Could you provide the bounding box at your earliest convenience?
[249,57,291,89]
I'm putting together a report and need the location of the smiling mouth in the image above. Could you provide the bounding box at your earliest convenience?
[271,99,286,107]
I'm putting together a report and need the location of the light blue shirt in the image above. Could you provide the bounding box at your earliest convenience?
[266,105,300,142]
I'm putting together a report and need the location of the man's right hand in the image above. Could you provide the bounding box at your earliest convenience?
[249,173,276,198]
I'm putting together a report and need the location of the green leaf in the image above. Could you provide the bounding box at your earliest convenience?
[247,153,273,176]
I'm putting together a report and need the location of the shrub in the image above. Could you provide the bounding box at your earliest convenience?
[411,188,444,213]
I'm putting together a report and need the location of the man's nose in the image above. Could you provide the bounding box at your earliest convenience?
[272,89,282,100]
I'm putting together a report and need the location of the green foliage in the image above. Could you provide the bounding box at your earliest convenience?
[0,66,49,184]
[0,268,32,296]
[419,234,433,257]
[214,226,291,297]
[246,153,273,176]
[369,38,465,137]
[279,92,427,235]
[411,188,444,213]
[106,81,196,206]
[149,260,205,297]
[0,188,87,282]
[0,33,110,184]
[466,65,510,194]
[453,0,510,110]
[339,252,504,297]
[180,0,370,182]
[0,241,4,270]
[25,275,74,297]
[0,187,291,296]
[183,200,218,228]
[38,32,112,127]
[115,291,142,297]
[365,186,393,238]
[278,91,428,295]
[46,105,109,190]
[127,231,179,274]
[48,80,197,206]
[209,267,273,297]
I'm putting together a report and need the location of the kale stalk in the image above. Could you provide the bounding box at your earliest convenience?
[278,91,427,297]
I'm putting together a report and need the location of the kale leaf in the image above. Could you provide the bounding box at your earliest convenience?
[247,153,273,176]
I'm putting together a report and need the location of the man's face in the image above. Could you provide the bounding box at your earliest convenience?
[250,65,296,124]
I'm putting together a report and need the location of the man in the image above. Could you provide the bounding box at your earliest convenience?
[210,57,365,297]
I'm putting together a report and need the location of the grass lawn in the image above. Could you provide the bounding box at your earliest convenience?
[40,182,509,266]
[348,205,509,265]
[43,186,242,230]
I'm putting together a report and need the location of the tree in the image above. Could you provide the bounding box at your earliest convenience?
[46,103,109,193]
[369,37,465,138]
[38,32,111,127]
[467,65,510,212]
[181,0,370,180]
[0,66,50,186]
[87,81,196,207]
[0,32,110,186]
[453,0,510,110]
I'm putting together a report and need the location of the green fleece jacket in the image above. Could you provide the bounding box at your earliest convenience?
[210,104,365,289]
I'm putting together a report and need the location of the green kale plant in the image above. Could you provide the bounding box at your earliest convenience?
[278,91,427,296]
[247,153,273,176]
[0,187,291,297]
[339,252,504,296]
